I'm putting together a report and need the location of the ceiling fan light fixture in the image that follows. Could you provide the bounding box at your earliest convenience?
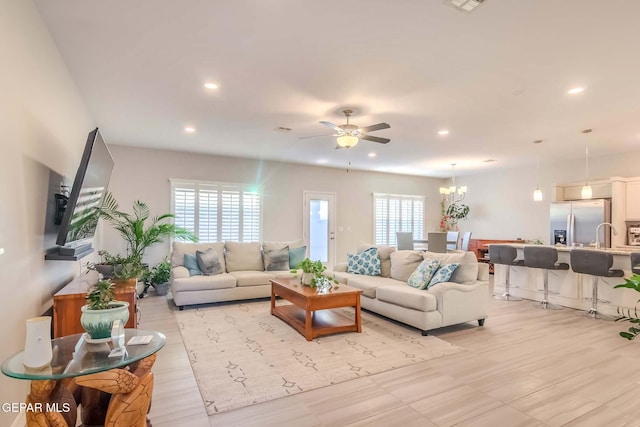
[337,134,358,148]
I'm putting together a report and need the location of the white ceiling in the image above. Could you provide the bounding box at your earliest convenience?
[34,0,640,177]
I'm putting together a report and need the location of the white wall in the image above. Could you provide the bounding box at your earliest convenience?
[0,1,95,422]
[103,145,444,264]
[457,149,640,243]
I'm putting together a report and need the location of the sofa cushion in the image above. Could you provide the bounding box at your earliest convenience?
[228,271,275,287]
[390,250,425,282]
[357,243,396,278]
[196,247,224,275]
[347,275,404,298]
[263,246,290,271]
[407,259,441,290]
[262,240,305,252]
[423,251,478,284]
[225,242,264,272]
[376,286,437,312]
[347,247,381,276]
[183,254,202,276]
[270,270,297,279]
[172,242,226,272]
[172,273,236,292]
[429,263,460,287]
[288,246,307,269]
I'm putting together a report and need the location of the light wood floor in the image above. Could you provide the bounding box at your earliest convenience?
[139,281,640,427]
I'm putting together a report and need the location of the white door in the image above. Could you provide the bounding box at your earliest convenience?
[303,191,336,268]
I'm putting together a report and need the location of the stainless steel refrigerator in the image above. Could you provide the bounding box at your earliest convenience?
[550,199,611,247]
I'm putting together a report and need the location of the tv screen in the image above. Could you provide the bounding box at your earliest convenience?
[55,128,114,249]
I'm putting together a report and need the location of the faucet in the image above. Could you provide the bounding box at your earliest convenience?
[595,222,618,249]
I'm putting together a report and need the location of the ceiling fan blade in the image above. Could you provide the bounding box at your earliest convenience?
[361,135,390,144]
[319,121,343,132]
[358,122,390,133]
[298,134,334,140]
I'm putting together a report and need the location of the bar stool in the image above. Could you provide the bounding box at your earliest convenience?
[570,249,624,319]
[524,246,568,310]
[631,253,640,275]
[489,245,525,301]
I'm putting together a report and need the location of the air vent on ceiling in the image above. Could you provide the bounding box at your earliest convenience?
[482,159,496,163]
[273,126,292,133]
[449,0,485,12]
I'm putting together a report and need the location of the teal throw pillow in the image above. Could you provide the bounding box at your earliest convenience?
[428,263,460,288]
[347,247,381,276]
[184,253,202,276]
[407,259,440,290]
[289,246,307,269]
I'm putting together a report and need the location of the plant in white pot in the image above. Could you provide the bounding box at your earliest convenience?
[291,258,327,286]
[80,280,129,342]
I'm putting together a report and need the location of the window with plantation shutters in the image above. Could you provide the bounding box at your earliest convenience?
[171,180,262,243]
[373,193,425,246]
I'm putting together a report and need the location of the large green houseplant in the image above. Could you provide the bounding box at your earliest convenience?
[99,192,196,269]
[80,280,129,341]
[614,274,640,340]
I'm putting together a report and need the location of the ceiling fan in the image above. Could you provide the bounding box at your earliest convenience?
[301,110,391,149]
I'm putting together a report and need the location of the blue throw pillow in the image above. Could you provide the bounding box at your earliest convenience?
[184,253,202,276]
[347,247,381,276]
[428,263,460,288]
[289,246,307,269]
[407,259,440,290]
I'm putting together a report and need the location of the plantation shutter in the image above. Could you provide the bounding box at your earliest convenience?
[373,194,425,246]
[171,180,262,243]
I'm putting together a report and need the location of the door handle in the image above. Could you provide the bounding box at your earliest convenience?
[330,231,335,240]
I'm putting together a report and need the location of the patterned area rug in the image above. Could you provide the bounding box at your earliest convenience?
[176,300,463,415]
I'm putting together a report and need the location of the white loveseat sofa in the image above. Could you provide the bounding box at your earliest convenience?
[170,241,302,309]
[329,244,490,334]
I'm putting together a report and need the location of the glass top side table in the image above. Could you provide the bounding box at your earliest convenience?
[2,329,166,427]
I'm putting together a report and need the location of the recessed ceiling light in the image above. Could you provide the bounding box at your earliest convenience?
[568,87,585,95]
[316,159,328,164]
[368,152,377,158]
[204,82,219,90]
[438,130,449,136]
[184,127,196,133]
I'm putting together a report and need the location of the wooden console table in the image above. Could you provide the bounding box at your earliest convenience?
[1,329,165,427]
[468,239,524,273]
[53,273,137,338]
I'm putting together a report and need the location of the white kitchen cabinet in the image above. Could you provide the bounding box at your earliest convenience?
[626,180,640,219]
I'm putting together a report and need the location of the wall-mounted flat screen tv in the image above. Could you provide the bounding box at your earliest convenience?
[53,128,114,257]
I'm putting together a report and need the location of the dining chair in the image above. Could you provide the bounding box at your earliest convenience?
[396,232,414,250]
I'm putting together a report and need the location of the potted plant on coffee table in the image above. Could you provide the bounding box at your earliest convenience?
[149,259,171,296]
[291,258,327,286]
[80,279,130,342]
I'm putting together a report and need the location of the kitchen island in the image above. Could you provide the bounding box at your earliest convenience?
[492,244,640,316]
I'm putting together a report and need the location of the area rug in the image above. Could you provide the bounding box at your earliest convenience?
[175,300,463,415]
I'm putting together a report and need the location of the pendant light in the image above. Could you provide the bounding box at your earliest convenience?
[533,140,543,202]
[581,129,592,199]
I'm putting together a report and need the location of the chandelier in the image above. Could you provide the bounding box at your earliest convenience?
[439,163,467,204]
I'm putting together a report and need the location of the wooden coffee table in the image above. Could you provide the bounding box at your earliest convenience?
[270,278,363,341]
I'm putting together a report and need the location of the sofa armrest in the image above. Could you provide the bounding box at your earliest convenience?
[172,266,190,280]
[427,281,488,310]
[333,262,347,272]
[477,262,489,281]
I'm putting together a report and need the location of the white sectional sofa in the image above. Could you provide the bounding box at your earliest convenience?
[170,241,302,309]
[329,244,490,335]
